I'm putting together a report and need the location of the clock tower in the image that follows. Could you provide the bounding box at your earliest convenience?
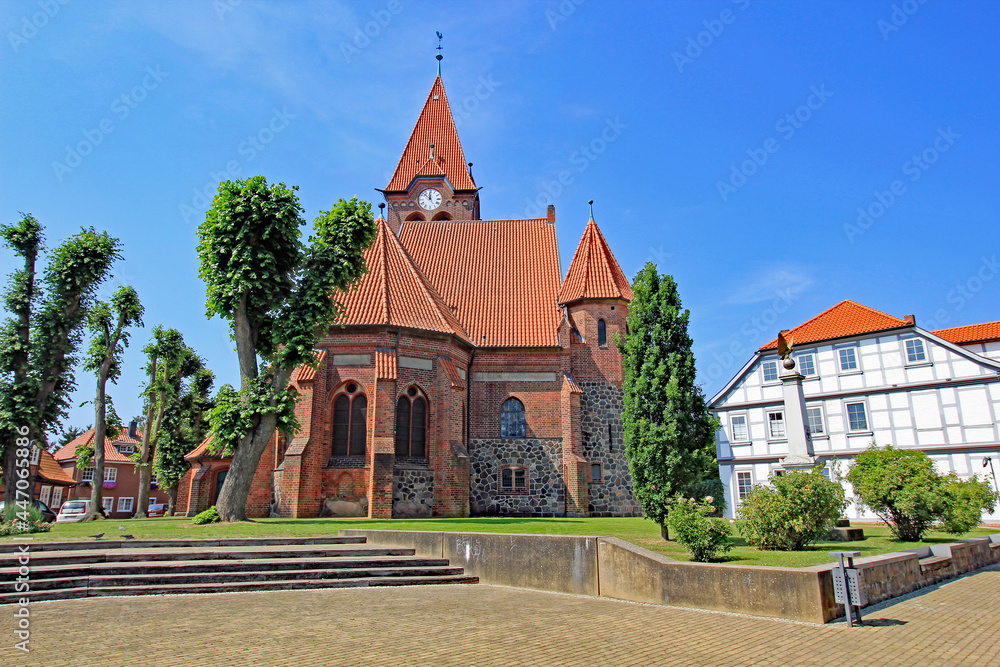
[380,73,480,234]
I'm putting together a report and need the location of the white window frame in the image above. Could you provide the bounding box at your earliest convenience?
[80,467,95,483]
[766,410,787,441]
[117,497,134,513]
[761,360,779,384]
[837,346,861,374]
[734,469,754,505]
[102,496,114,512]
[118,444,135,455]
[805,404,827,439]
[729,413,750,443]
[844,400,871,434]
[39,485,52,504]
[903,337,930,366]
[104,467,117,483]
[29,446,41,465]
[797,353,817,378]
[50,486,63,509]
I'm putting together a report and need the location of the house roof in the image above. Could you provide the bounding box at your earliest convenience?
[385,76,476,193]
[932,321,1000,345]
[53,427,142,463]
[336,218,471,343]
[37,449,76,485]
[558,218,633,304]
[185,435,225,460]
[399,218,563,347]
[759,300,910,351]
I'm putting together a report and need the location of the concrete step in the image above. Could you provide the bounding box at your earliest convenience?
[836,518,852,528]
[0,536,367,554]
[827,526,866,542]
[0,545,416,567]
[88,566,469,587]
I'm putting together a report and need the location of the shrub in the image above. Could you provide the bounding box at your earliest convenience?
[666,495,732,562]
[737,467,846,550]
[1,503,52,536]
[685,478,726,515]
[192,505,220,525]
[846,445,996,541]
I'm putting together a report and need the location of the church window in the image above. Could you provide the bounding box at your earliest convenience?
[405,212,424,221]
[590,463,602,483]
[432,212,451,221]
[500,466,527,493]
[597,319,607,347]
[395,387,427,458]
[332,385,367,457]
[500,397,526,438]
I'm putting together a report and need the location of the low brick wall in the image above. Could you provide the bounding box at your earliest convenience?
[341,529,1000,623]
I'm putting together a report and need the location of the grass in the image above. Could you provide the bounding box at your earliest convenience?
[5,515,997,568]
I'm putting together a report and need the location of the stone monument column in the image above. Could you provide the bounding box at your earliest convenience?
[778,356,817,471]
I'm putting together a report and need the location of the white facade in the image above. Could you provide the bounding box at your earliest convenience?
[711,326,1000,521]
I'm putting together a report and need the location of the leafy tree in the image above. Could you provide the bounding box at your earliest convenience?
[847,445,997,540]
[197,177,376,521]
[57,425,89,448]
[667,495,732,562]
[79,286,144,520]
[617,263,718,538]
[0,214,120,503]
[736,467,846,550]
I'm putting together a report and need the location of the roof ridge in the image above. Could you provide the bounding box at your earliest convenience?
[759,300,909,350]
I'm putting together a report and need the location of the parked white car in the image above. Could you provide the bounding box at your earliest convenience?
[55,499,91,522]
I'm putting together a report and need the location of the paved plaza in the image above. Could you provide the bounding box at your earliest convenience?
[4,564,999,666]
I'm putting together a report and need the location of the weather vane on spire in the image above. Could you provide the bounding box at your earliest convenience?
[436,31,443,74]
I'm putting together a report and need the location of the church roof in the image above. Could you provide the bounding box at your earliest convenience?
[558,218,633,304]
[932,321,1000,345]
[759,300,910,350]
[336,218,471,343]
[386,76,476,193]
[400,219,562,348]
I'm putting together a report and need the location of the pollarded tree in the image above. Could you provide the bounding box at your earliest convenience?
[153,366,214,515]
[79,286,144,521]
[197,177,376,521]
[0,214,120,503]
[617,263,718,538]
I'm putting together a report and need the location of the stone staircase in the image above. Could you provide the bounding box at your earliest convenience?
[0,536,477,603]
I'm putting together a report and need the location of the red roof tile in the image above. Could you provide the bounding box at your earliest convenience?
[558,218,633,304]
[52,427,142,463]
[562,373,582,394]
[185,435,226,460]
[37,449,76,485]
[386,76,475,193]
[336,218,471,342]
[438,356,464,389]
[294,350,327,383]
[760,300,910,350]
[375,348,398,379]
[932,321,1000,345]
[400,219,563,348]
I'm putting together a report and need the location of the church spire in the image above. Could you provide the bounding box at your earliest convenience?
[435,31,443,76]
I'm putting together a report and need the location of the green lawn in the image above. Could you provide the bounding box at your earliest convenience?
[7,516,997,568]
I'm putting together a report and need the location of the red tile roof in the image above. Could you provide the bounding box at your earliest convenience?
[932,321,1000,345]
[562,373,583,394]
[438,356,464,389]
[294,350,327,383]
[37,449,76,485]
[558,218,633,304]
[375,348,398,379]
[336,218,470,342]
[400,219,563,348]
[185,435,226,460]
[760,300,910,350]
[52,428,142,463]
[386,76,475,193]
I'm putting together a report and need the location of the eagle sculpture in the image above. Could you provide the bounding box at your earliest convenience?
[777,330,795,369]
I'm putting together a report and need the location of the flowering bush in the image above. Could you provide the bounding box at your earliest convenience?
[0,503,51,536]
[666,495,732,562]
[736,467,846,550]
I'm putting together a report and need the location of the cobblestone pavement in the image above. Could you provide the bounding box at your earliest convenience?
[3,565,999,666]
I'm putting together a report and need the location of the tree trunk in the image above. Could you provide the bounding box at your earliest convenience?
[133,359,160,520]
[661,524,670,541]
[3,424,39,515]
[167,484,178,516]
[84,362,112,522]
[216,412,278,522]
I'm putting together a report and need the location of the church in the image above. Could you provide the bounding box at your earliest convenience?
[177,64,641,520]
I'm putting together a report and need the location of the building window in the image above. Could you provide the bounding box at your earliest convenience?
[80,467,95,483]
[39,485,51,504]
[29,446,40,465]
[806,406,825,436]
[117,443,135,455]
[102,497,114,512]
[838,347,859,372]
[597,319,607,347]
[500,466,527,493]
[905,339,927,363]
[730,414,749,442]
[798,354,816,376]
[736,471,753,503]
[50,486,63,509]
[332,384,367,457]
[117,497,134,513]
[767,411,786,439]
[762,360,779,383]
[395,387,427,458]
[591,463,602,483]
[104,467,117,483]
[846,402,869,432]
[500,397,526,438]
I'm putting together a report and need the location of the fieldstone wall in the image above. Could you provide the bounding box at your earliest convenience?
[392,467,434,518]
[469,438,564,516]
[580,381,641,516]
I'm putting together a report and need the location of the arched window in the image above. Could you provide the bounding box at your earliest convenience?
[405,212,424,221]
[500,397,526,438]
[597,319,607,347]
[395,387,427,458]
[332,383,367,457]
[432,212,451,221]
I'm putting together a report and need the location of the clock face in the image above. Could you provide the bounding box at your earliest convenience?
[418,188,442,211]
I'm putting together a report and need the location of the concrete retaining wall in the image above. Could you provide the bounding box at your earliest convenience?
[341,529,1000,623]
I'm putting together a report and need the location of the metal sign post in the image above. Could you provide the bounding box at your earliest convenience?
[830,551,865,627]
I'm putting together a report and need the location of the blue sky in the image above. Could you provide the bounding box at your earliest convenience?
[2,0,998,433]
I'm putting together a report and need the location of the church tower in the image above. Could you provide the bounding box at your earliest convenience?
[380,68,480,233]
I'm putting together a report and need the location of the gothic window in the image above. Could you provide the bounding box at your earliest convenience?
[432,212,451,221]
[405,212,424,221]
[598,319,607,347]
[500,466,527,493]
[332,383,367,457]
[395,387,427,458]
[500,397,526,438]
